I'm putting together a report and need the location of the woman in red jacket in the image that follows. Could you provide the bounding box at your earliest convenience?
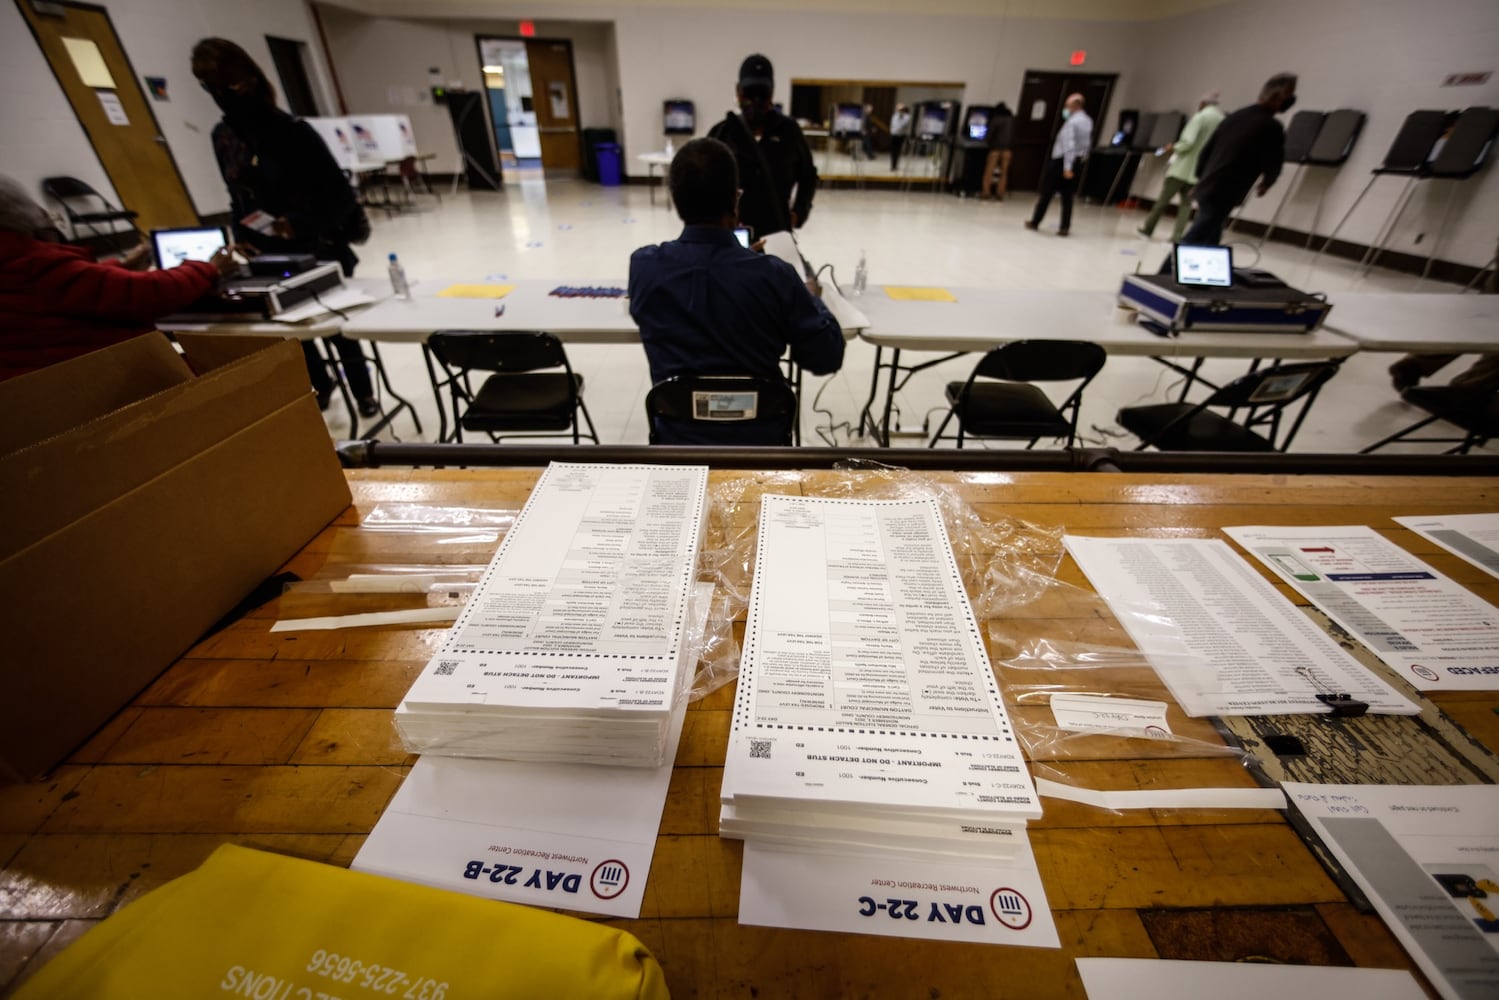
[0,176,240,381]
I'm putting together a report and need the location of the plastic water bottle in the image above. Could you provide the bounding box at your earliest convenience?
[387,252,410,300]
[665,138,674,157]
[852,251,868,296]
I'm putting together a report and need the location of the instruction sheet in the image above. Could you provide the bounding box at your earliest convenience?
[1226,525,1499,690]
[1394,513,1499,581]
[1283,782,1499,1000]
[1063,536,1419,716]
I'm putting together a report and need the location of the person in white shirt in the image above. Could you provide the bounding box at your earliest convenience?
[889,104,912,170]
[1025,93,1093,236]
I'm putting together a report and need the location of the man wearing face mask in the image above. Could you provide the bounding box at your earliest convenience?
[190,37,379,417]
[1174,73,1298,250]
[707,54,818,241]
[1025,93,1092,237]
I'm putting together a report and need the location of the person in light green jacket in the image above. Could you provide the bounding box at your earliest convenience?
[1138,92,1226,242]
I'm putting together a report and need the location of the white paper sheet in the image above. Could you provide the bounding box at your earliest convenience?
[1049,693,1171,738]
[352,699,685,918]
[270,286,376,322]
[1075,958,1426,999]
[1395,513,1499,582]
[270,607,460,631]
[1034,777,1286,811]
[352,582,713,918]
[1064,536,1419,717]
[740,839,1059,947]
[724,495,1040,818]
[1227,525,1499,691]
[400,464,708,715]
[1283,782,1499,1000]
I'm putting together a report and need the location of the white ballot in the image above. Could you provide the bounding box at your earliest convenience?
[723,495,1040,818]
[1049,692,1171,738]
[353,582,714,918]
[1283,782,1499,1000]
[1227,525,1499,691]
[1064,536,1419,717]
[396,463,709,766]
[740,840,1059,948]
[1076,958,1426,999]
[353,697,687,919]
[1395,513,1499,582]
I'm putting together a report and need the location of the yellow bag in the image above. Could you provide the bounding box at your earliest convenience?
[16,844,668,1000]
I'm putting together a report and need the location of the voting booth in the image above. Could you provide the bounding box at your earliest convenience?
[347,114,420,161]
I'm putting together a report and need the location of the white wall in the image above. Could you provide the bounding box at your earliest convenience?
[1126,0,1499,268]
[1,0,119,210]
[316,7,621,170]
[2,0,339,218]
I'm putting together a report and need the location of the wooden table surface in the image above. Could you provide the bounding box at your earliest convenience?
[4,469,1498,998]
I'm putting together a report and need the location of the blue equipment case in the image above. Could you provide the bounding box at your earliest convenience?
[1118,273,1332,333]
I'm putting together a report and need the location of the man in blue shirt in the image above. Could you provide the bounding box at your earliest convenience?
[1025,93,1093,236]
[629,138,844,444]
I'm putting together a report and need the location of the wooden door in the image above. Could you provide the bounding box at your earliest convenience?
[1009,72,1066,191]
[16,0,199,231]
[524,38,581,174]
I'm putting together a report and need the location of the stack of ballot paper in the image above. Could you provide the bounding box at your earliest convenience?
[720,494,1043,858]
[394,463,709,768]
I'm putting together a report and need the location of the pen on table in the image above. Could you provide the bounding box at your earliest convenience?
[494,303,505,317]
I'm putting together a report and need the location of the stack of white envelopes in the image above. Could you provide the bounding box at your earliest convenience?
[395,462,710,768]
[720,494,1042,859]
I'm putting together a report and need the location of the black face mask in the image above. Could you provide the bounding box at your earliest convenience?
[207,84,271,122]
[1280,94,1297,113]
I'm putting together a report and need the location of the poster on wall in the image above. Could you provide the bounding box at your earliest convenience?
[96,91,129,126]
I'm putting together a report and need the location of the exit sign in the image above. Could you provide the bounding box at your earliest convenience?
[1070,50,1087,66]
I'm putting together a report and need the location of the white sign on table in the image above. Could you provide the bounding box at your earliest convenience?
[1227,525,1499,690]
[1064,536,1419,716]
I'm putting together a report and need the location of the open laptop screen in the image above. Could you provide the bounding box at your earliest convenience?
[1174,244,1233,288]
[151,226,227,269]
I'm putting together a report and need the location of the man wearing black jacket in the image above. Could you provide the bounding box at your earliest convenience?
[1178,73,1298,248]
[192,37,378,416]
[707,54,818,240]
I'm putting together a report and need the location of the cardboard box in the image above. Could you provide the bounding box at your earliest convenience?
[0,334,351,782]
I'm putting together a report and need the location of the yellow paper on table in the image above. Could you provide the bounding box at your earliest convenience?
[437,284,515,299]
[882,286,957,302]
[14,844,668,1000]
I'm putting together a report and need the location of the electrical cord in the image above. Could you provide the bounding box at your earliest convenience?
[810,374,854,447]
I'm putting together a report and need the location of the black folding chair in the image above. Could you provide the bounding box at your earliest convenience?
[426,331,598,444]
[1118,361,1341,452]
[645,375,798,445]
[928,340,1106,448]
[41,176,139,252]
[1360,387,1498,455]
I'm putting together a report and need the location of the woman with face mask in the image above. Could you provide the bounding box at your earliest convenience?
[190,37,379,417]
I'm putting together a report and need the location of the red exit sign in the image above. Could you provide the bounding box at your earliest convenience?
[1070,50,1087,66]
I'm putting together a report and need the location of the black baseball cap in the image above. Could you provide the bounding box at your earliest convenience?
[738,54,773,88]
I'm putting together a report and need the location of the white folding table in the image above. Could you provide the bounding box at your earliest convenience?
[855,287,1362,446]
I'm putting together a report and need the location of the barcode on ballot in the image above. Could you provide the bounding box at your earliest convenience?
[749,739,772,759]
[435,660,459,676]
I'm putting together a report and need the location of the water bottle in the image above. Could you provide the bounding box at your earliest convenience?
[387,252,410,300]
[852,251,868,296]
[665,138,674,157]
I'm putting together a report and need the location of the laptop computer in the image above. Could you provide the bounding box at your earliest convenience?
[151,226,228,270]
[1173,244,1233,288]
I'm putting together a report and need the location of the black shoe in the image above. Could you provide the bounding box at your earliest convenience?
[357,397,381,418]
[1388,359,1424,393]
[1024,220,1038,231]
[315,387,333,412]
[1057,229,1070,237]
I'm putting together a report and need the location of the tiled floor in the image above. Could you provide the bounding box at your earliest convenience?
[330,175,1491,454]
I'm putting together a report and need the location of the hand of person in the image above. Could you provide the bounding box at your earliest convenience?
[119,244,153,271]
[804,277,822,298]
[1064,169,1074,180]
[750,238,767,253]
[271,216,296,238]
[1163,142,1175,155]
[209,247,243,278]
[1256,182,1270,196]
